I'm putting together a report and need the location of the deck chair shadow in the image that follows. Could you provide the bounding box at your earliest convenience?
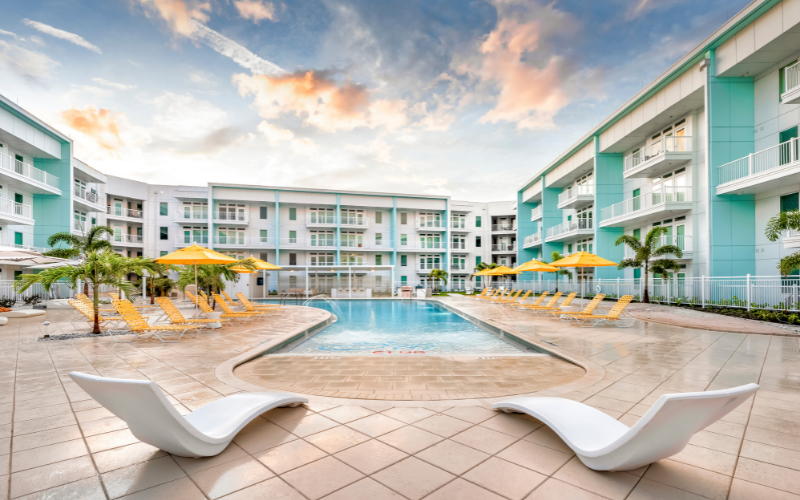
[69,372,307,457]
[493,383,758,471]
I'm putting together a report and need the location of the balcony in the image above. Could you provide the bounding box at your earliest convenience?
[557,185,594,210]
[341,240,390,250]
[416,264,444,274]
[451,220,468,231]
[306,214,337,227]
[340,216,368,228]
[73,186,105,211]
[111,234,143,246]
[416,219,446,231]
[398,242,445,251]
[491,243,516,253]
[784,229,800,249]
[0,199,32,225]
[451,241,467,251]
[213,211,248,225]
[531,206,542,221]
[308,238,337,250]
[491,223,516,232]
[0,153,61,195]
[175,236,209,247]
[600,186,692,228]
[175,212,209,224]
[450,264,470,274]
[624,136,692,178]
[107,207,143,221]
[215,236,249,247]
[717,139,800,195]
[782,62,800,104]
[523,232,542,248]
[624,235,692,260]
[545,219,593,243]
[73,220,95,235]
[3,243,48,253]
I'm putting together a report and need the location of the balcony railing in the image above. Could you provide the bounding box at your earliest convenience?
[491,223,516,232]
[624,136,692,173]
[107,207,143,219]
[306,214,337,225]
[491,243,516,252]
[74,186,103,206]
[0,199,32,221]
[416,219,445,230]
[112,234,143,244]
[558,184,594,205]
[215,236,248,245]
[340,216,368,227]
[398,241,444,250]
[523,232,542,247]
[546,218,593,239]
[176,236,209,245]
[624,235,691,258]
[451,264,468,271]
[309,238,337,248]
[600,186,692,222]
[0,153,60,190]
[214,211,248,222]
[451,220,467,229]
[417,264,443,272]
[718,138,798,186]
[451,241,466,250]
[786,62,800,97]
[176,212,209,222]
[73,220,95,233]
[531,206,542,221]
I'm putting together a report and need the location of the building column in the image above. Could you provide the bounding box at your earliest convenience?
[207,186,214,250]
[517,191,539,284]
[444,200,450,291]
[594,136,625,279]
[335,194,341,265]
[541,183,561,281]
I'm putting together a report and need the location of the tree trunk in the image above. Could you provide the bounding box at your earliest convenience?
[150,286,155,304]
[83,281,89,296]
[555,274,559,294]
[92,281,101,334]
[643,263,649,304]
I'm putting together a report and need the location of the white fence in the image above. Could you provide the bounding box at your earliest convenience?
[0,281,118,303]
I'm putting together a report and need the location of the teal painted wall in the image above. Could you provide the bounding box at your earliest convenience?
[32,141,72,248]
[707,49,756,276]
[517,190,539,283]
[594,140,625,279]
[541,185,561,279]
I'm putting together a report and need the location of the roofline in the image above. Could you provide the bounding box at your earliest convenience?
[517,0,774,192]
[0,94,73,144]
[209,182,452,200]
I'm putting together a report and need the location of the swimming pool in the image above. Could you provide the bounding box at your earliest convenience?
[276,300,537,355]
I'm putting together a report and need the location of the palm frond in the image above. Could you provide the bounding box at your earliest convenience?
[778,252,800,276]
[643,226,668,247]
[651,244,683,259]
[616,258,641,270]
[614,234,642,251]
[765,210,800,242]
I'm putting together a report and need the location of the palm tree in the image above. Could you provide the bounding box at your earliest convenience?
[428,269,448,293]
[15,251,135,334]
[765,209,800,275]
[44,226,114,295]
[176,261,255,309]
[549,251,573,293]
[615,226,682,303]
[472,262,498,289]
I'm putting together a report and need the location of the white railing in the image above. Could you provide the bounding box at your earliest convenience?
[491,243,516,251]
[718,138,798,186]
[176,236,209,245]
[417,264,444,272]
[0,153,60,189]
[73,220,95,233]
[624,235,692,258]
[176,212,209,221]
[107,207,143,219]
[413,241,444,250]
[785,62,800,96]
[73,186,103,206]
[546,218,593,239]
[0,199,33,221]
[214,211,248,222]
[309,238,337,248]
[451,220,467,229]
[601,185,692,222]
[306,214,337,225]
[523,232,542,247]
[112,234,143,244]
[530,206,542,220]
[416,219,445,229]
[451,264,468,270]
[451,241,466,250]
[491,223,516,231]
[215,236,248,245]
[624,136,692,172]
[340,216,368,227]
[558,184,594,205]
[5,243,48,253]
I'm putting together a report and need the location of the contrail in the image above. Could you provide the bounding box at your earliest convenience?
[192,23,285,76]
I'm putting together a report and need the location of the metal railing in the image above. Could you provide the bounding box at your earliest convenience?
[558,184,594,205]
[786,62,800,96]
[1,199,33,221]
[451,241,466,250]
[214,211,248,222]
[601,185,692,222]
[215,236,248,245]
[108,207,143,219]
[0,153,60,189]
[416,219,445,229]
[491,243,516,251]
[624,235,691,258]
[112,234,143,244]
[624,136,692,172]
[340,216,368,227]
[417,264,444,272]
[531,206,542,220]
[523,232,542,247]
[546,218,593,239]
[176,212,209,221]
[408,241,444,250]
[718,138,798,186]
[175,236,209,245]
[73,185,103,206]
[306,214,337,225]
[451,220,467,229]
[491,223,516,231]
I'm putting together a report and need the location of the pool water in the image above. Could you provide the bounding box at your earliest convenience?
[278,300,532,355]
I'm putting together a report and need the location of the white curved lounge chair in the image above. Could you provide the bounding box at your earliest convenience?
[493,383,758,471]
[69,372,307,457]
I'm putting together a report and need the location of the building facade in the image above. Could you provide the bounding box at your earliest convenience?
[517,0,800,282]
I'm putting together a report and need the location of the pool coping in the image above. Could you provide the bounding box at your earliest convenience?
[215,298,606,409]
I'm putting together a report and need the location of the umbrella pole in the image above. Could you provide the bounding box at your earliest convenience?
[195,263,198,316]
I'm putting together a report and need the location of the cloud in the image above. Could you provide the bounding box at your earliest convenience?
[61,106,126,150]
[346,137,392,163]
[191,23,285,75]
[92,78,137,90]
[134,0,210,37]
[188,70,215,86]
[234,0,277,23]
[147,92,239,154]
[256,121,318,154]
[0,41,59,84]
[22,19,101,54]
[0,29,24,41]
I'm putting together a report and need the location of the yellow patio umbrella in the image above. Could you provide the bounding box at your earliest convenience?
[231,257,282,273]
[549,251,618,302]
[513,259,559,273]
[156,244,239,312]
[474,265,518,288]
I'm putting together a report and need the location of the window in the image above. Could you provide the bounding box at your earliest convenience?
[568,244,573,253]
[159,227,168,240]
[289,208,297,220]
[260,207,268,219]
[289,275,297,286]
[289,230,297,243]
[375,211,382,223]
[160,251,168,257]
[475,216,482,228]
[289,253,297,265]
[376,233,383,245]
[91,217,96,225]
[375,255,382,265]
[400,234,408,246]
[400,213,407,224]
[780,60,798,101]
[401,276,407,284]
[14,232,22,246]
[781,193,799,213]
[159,202,168,216]
[14,193,22,204]
[476,256,482,266]
[401,255,407,266]
[633,228,641,241]
[260,229,268,242]
[476,236,482,248]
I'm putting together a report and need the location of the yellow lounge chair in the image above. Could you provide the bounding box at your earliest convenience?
[474,288,492,299]
[221,291,239,304]
[76,293,116,314]
[68,300,124,330]
[522,291,550,308]
[109,292,152,309]
[111,300,199,343]
[236,293,282,313]
[551,294,605,321]
[575,295,635,328]
[490,289,513,302]
[492,290,520,303]
[479,289,502,300]
[212,294,267,320]
[521,292,561,311]
[504,290,531,305]
[527,292,577,314]
[155,298,223,329]
[187,291,253,323]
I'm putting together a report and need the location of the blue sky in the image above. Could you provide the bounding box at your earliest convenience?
[0,0,751,201]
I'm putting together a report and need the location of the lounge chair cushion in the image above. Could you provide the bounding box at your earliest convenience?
[0,309,46,318]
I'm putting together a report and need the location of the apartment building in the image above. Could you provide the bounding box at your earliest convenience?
[518,0,800,281]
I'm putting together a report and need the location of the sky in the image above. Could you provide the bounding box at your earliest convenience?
[0,0,752,202]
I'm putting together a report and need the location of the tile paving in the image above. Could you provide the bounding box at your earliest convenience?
[0,297,797,498]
